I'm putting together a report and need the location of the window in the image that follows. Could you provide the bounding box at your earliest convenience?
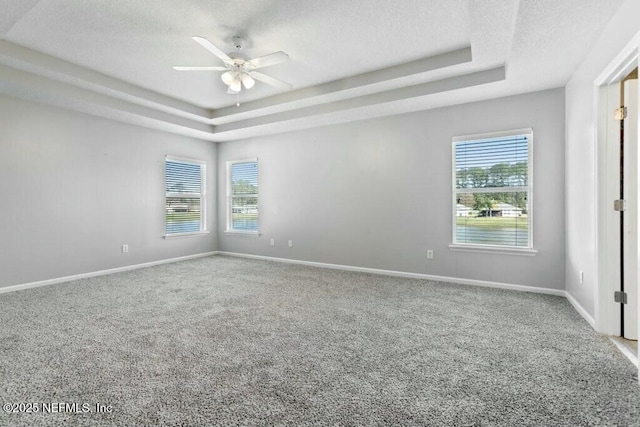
[165,156,206,236]
[452,129,533,250]
[226,159,259,233]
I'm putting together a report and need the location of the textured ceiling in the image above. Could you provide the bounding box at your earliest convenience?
[0,0,626,141]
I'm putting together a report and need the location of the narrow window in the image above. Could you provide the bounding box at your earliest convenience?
[165,156,206,236]
[227,159,259,233]
[453,129,532,249]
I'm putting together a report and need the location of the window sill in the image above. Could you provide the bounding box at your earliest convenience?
[163,231,210,239]
[224,230,260,236]
[449,244,537,256]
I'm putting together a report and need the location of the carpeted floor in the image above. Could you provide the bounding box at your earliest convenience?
[1,255,639,426]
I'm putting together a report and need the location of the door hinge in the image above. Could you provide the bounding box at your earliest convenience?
[614,199,627,211]
[615,106,628,120]
[615,291,628,304]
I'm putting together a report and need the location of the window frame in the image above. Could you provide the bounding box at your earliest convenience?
[449,128,537,255]
[225,158,259,235]
[164,155,208,239]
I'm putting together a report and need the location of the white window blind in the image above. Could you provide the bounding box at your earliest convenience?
[227,160,258,232]
[453,129,532,248]
[165,157,206,235]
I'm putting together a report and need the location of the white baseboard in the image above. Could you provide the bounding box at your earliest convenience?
[1,249,570,302]
[216,251,566,297]
[564,290,596,328]
[4,250,597,337]
[0,251,218,294]
[609,337,639,368]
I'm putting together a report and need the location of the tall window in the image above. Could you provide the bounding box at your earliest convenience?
[452,129,532,249]
[227,159,259,233]
[165,156,206,236]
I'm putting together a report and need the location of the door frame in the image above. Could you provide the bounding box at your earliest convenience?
[623,78,639,339]
[595,37,639,337]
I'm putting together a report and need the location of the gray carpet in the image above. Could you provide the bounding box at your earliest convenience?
[1,255,639,426]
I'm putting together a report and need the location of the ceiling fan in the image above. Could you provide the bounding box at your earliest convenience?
[173,36,291,95]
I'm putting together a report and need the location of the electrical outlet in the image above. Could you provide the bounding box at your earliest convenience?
[427,250,434,260]
[288,240,293,248]
[122,244,129,253]
[270,238,275,246]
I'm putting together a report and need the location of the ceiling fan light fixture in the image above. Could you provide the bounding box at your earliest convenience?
[241,73,255,89]
[221,70,235,86]
[229,78,242,93]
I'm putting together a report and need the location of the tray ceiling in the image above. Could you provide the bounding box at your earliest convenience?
[0,0,625,141]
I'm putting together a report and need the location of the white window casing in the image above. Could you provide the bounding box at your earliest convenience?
[164,155,208,238]
[450,128,537,255]
[226,158,259,235]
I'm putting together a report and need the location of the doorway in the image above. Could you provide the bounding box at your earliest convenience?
[595,46,639,364]
[620,69,638,341]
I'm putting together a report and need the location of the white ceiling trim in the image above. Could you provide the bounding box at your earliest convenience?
[0,40,210,123]
[211,47,473,125]
[214,67,506,135]
[0,63,215,140]
[0,40,497,142]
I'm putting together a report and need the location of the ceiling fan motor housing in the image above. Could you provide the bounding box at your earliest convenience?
[227,51,250,63]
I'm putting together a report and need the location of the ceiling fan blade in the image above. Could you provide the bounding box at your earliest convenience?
[247,51,290,69]
[250,71,292,89]
[192,36,232,63]
[173,66,228,71]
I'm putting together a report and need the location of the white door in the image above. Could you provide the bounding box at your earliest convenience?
[623,78,638,340]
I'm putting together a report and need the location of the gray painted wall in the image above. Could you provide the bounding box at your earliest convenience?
[217,88,566,290]
[0,95,217,288]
